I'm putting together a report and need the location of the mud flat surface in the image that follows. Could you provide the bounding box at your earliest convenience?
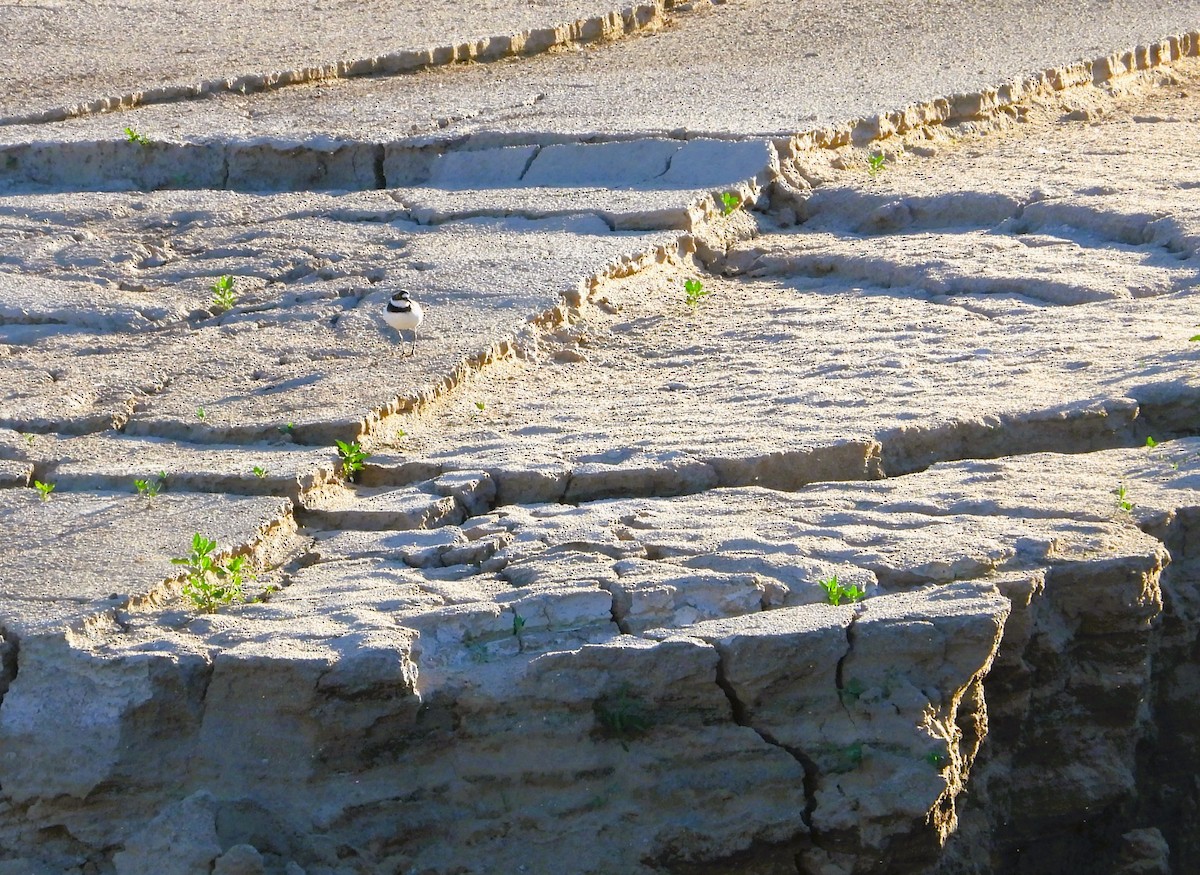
[4,3,1200,874]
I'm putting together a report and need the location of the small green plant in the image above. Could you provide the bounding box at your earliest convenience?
[512,612,526,637]
[684,278,709,308]
[838,677,866,705]
[33,480,54,502]
[828,742,864,773]
[335,439,369,481]
[1190,330,1200,342]
[1115,483,1134,514]
[196,407,207,421]
[170,533,248,613]
[134,472,167,502]
[594,685,654,751]
[252,466,267,479]
[1145,436,1158,448]
[474,401,487,412]
[210,275,236,312]
[278,421,295,435]
[720,191,740,216]
[819,574,865,606]
[867,152,886,176]
[124,127,152,146]
[21,433,35,446]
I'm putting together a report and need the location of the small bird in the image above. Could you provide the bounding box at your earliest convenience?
[383,289,423,357]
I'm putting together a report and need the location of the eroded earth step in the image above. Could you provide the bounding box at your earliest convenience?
[0,440,1191,874]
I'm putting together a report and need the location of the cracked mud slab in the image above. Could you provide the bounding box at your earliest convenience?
[0,0,656,120]
[0,196,676,441]
[380,67,1200,491]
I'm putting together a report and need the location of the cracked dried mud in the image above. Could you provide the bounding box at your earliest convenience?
[4,4,1200,875]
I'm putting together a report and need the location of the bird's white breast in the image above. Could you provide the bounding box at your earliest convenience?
[384,299,423,331]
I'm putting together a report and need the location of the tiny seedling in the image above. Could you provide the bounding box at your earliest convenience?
[33,480,54,502]
[828,742,864,773]
[210,275,236,312]
[252,466,267,479]
[1145,436,1158,448]
[684,278,709,308]
[819,574,865,606]
[474,401,487,413]
[21,433,35,446]
[196,407,207,421]
[124,127,152,146]
[720,191,740,216]
[594,685,654,751]
[134,472,167,502]
[335,439,370,481]
[512,612,526,637]
[278,421,295,436]
[867,152,886,176]
[170,533,248,613]
[1190,331,1200,342]
[1115,483,1134,514]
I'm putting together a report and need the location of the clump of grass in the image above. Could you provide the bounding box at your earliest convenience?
[684,278,709,308]
[171,533,251,613]
[819,574,865,606]
[210,275,236,312]
[335,439,369,482]
[594,684,654,751]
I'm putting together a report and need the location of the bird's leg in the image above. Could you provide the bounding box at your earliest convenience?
[409,326,418,357]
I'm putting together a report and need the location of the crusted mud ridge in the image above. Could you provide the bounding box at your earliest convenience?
[3,12,1200,875]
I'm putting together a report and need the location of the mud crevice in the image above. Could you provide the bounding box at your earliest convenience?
[713,651,818,834]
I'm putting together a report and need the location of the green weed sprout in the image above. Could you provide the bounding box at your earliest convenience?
[867,152,886,176]
[278,421,295,436]
[1115,483,1134,514]
[720,191,740,216]
[124,127,152,146]
[134,472,167,503]
[684,278,709,308]
[1145,436,1158,448]
[196,407,207,421]
[171,533,249,613]
[335,439,369,481]
[210,275,236,312]
[819,574,865,606]
[33,480,54,502]
[475,401,487,412]
[21,433,35,446]
[252,466,267,479]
